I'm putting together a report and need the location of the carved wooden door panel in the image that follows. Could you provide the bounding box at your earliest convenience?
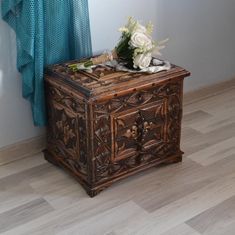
[92,81,184,184]
[111,99,168,162]
[112,109,139,161]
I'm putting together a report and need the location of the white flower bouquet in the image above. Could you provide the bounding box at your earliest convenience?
[69,17,168,71]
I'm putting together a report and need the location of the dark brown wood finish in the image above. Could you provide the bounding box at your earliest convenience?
[44,60,190,197]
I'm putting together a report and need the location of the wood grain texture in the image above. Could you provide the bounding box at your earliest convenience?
[0,198,54,233]
[183,110,212,125]
[188,136,235,166]
[57,201,149,235]
[160,223,201,235]
[0,79,234,235]
[187,195,235,235]
[132,171,235,234]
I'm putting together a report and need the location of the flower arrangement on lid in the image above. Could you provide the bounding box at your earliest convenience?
[69,17,168,72]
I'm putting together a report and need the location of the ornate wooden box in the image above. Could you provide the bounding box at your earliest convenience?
[44,60,190,197]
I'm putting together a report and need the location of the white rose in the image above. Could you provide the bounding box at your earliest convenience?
[130,32,153,50]
[133,53,152,69]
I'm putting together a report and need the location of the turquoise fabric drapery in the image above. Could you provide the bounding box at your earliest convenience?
[1,0,92,126]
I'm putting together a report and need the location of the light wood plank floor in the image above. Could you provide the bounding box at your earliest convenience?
[0,80,235,235]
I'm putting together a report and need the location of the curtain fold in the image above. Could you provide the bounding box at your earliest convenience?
[1,0,92,126]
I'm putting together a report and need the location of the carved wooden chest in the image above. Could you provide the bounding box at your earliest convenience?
[44,60,190,197]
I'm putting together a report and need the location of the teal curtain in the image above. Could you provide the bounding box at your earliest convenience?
[1,0,92,126]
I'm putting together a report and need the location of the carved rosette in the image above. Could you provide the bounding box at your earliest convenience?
[93,81,183,182]
[46,84,88,178]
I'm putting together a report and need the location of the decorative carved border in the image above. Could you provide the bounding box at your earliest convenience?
[46,83,88,180]
[93,81,183,183]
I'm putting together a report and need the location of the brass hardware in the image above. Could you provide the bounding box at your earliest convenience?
[143,121,153,133]
[125,125,138,139]
[125,121,154,139]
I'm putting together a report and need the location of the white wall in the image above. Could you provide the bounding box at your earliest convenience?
[89,0,235,91]
[155,0,235,91]
[0,11,44,148]
[89,0,158,54]
[0,0,235,148]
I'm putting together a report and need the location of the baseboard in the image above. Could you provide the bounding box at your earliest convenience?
[0,78,234,166]
[0,135,46,166]
[184,78,235,105]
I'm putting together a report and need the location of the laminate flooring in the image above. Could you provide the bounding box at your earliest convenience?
[0,80,235,235]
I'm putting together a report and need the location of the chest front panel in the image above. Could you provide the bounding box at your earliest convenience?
[92,80,183,183]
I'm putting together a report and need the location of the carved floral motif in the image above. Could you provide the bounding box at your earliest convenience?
[93,82,182,182]
[46,85,88,177]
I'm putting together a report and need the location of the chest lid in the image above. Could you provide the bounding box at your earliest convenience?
[45,59,190,100]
